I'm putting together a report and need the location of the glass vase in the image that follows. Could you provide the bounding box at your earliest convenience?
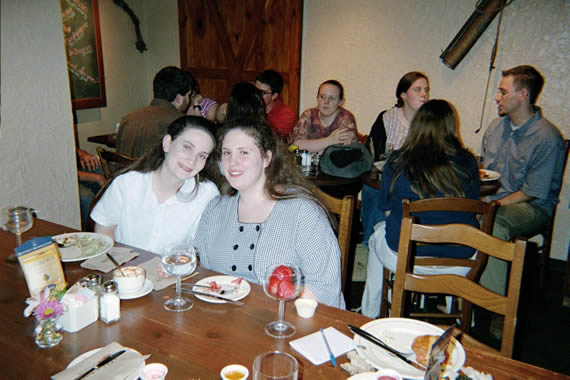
[34,317,62,348]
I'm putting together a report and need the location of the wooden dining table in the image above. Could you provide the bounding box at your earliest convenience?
[1,219,567,379]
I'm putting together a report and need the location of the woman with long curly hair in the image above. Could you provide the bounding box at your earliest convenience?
[195,117,344,308]
[361,99,480,318]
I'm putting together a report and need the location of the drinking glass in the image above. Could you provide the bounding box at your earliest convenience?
[161,244,197,312]
[262,263,302,338]
[253,351,298,380]
[2,206,36,261]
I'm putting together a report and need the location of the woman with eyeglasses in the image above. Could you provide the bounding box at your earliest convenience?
[290,79,357,152]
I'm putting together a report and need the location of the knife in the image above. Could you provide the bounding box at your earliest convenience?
[75,349,126,379]
[348,325,426,371]
[181,289,244,305]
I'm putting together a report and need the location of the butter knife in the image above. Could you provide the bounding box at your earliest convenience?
[75,349,126,379]
[348,325,426,371]
[181,289,244,305]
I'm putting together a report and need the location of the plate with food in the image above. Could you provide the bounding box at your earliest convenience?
[53,232,114,262]
[479,169,501,182]
[190,275,250,304]
[353,318,465,380]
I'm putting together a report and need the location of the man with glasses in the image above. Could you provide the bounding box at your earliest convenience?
[255,70,296,138]
[480,65,564,295]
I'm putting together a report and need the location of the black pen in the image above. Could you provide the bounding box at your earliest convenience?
[75,349,126,379]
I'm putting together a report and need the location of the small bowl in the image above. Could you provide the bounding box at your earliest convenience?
[220,364,249,380]
[374,368,402,380]
[140,363,168,380]
[113,266,145,294]
[294,298,318,318]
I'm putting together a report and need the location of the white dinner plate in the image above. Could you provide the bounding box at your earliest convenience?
[347,372,378,380]
[353,318,465,380]
[479,169,501,182]
[192,275,250,304]
[67,347,144,380]
[54,232,114,262]
[119,279,154,300]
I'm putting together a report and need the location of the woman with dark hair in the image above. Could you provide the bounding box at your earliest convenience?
[91,116,220,253]
[361,71,430,247]
[195,117,344,308]
[185,72,219,121]
[361,99,480,318]
[215,82,267,123]
[290,79,357,152]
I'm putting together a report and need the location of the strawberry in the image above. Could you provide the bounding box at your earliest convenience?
[267,275,280,296]
[277,280,296,299]
[272,265,293,281]
[208,281,221,292]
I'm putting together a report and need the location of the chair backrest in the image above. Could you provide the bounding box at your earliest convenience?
[314,188,354,292]
[96,147,136,178]
[392,217,527,357]
[402,198,498,282]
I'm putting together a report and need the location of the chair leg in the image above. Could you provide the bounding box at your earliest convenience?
[380,268,391,318]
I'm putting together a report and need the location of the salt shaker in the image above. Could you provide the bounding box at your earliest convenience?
[100,280,120,324]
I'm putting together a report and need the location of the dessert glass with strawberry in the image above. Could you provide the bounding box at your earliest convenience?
[262,263,302,338]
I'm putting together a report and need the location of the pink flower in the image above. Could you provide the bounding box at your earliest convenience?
[34,299,64,320]
[24,285,66,320]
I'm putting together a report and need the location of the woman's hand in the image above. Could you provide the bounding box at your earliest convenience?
[328,127,354,145]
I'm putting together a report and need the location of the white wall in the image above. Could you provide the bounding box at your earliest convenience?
[75,0,180,154]
[301,0,569,260]
[1,0,79,227]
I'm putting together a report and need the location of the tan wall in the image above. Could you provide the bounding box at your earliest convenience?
[0,0,79,228]
[301,0,569,260]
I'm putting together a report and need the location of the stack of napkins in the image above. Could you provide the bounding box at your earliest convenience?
[138,256,177,291]
[289,327,355,365]
[52,341,149,380]
[80,247,139,273]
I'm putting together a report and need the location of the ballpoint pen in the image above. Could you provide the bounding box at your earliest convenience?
[320,328,337,367]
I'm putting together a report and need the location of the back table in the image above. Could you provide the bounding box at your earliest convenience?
[0,219,566,379]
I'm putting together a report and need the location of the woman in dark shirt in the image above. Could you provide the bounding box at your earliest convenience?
[361,99,480,318]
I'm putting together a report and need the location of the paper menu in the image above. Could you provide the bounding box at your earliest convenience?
[289,327,355,365]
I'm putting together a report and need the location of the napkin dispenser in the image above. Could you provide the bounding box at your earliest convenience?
[61,284,99,333]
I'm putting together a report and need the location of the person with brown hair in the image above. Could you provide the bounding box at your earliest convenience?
[91,116,220,253]
[291,79,357,152]
[195,117,344,308]
[480,65,564,295]
[361,99,480,318]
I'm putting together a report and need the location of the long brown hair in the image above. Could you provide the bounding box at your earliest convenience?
[389,99,475,198]
[217,117,332,217]
[96,116,221,201]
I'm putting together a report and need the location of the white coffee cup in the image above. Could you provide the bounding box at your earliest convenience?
[112,266,145,294]
[220,364,249,380]
[294,298,318,318]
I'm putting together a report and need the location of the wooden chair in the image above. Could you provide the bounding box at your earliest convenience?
[392,217,527,357]
[96,147,136,178]
[315,188,354,292]
[380,198,498,331]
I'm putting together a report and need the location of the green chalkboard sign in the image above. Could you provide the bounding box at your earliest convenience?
[60,0,106,109]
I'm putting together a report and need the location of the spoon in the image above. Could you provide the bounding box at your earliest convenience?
[181,284,237,296]
[106,252,125,276]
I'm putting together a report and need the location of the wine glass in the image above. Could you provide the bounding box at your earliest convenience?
[2,207,36,262]
[262,263,302,338]
[161,244,197,312]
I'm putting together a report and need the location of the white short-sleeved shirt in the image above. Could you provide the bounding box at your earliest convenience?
[91,171,219,254]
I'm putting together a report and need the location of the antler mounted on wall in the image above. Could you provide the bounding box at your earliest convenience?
[113,0,147,53]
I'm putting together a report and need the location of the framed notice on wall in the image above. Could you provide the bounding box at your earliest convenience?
[60,0,106,109]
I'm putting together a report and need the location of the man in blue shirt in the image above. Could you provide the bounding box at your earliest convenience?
[480,65,564,294]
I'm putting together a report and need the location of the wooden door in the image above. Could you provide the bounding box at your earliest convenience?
[178,0,303,116]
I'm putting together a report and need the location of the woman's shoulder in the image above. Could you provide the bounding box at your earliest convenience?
[338,107,356,119]
[112,170,149,187]
[198,180,221,196]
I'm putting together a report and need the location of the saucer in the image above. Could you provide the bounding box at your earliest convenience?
[119,279,153,300]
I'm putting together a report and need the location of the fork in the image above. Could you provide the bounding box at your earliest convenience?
[180,284,237,296]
